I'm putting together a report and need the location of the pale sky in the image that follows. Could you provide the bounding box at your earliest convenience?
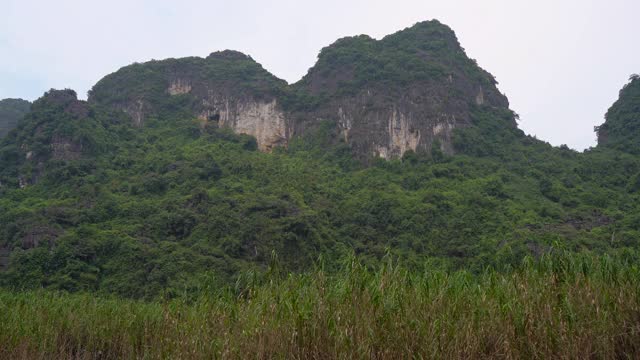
[1,0,638,150]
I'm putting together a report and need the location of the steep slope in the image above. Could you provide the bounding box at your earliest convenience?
[0,98,31,138]
[596,75,640,154]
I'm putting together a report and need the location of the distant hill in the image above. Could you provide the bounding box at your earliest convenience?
[0,98,31,138]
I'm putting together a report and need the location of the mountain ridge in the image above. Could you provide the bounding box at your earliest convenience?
[88,20,515,160]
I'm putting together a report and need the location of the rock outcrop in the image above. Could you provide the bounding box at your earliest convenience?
[198,97,287,151]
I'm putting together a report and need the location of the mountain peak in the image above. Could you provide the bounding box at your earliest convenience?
[384,19,457,42]
[206,50,253,61]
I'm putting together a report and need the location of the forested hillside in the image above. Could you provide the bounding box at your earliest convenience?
[0,22,638,299]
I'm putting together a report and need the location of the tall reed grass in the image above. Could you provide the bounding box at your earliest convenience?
[1,254,639,359]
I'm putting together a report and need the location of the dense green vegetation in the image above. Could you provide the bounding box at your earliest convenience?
[296,20,495,98]
[89,50,288,112]
[1,79,639,299]
[0,20,637,303]
[1,253,639,359]
[597,75,640,154]
[0,98,31,138]
[0,18,639,359]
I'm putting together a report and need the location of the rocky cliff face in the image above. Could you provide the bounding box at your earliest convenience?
[88,21,514,160]
[193,91,287,151]
[292,82,506,159]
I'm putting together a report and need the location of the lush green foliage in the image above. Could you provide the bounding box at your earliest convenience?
[88,50,288,116]
[0,98,31,138]
[0,90,115,188]
[296,20,492,98]
[1,20,638,359]
[1,253,639,359]
[597,75,640,154]
[0,21,638,299]
[1,88,639,298]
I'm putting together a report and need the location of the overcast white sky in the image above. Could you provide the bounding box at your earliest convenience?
[1,0,638,150]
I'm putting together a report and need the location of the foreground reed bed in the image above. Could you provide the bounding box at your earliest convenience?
[1,254,639,359]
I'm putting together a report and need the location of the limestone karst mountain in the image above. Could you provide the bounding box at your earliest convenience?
[89,20,516,160]
[292,20,514,159]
